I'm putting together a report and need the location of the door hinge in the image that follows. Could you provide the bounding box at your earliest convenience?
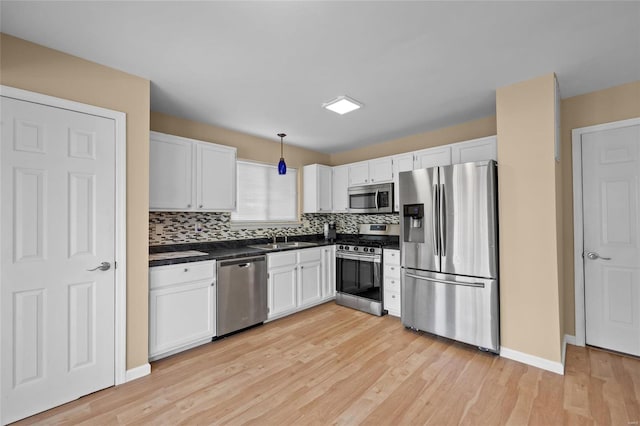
[114,261,117,269]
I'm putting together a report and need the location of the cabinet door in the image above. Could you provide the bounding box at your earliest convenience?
[392,153,415,211]
[196,142,237,211]
[413,146,452,169]
[268,266,297,319]
[298,261,322,308]
[332,165,349,213]
[321,246,336,299]
[318,165,333,212]
[369,157,393,183]
[149,280,215,358]
[150,134,193,210]
[348,161,370,186]
[451,136,497,164]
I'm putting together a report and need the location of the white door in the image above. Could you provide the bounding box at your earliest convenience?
[583,123,640,356]
[1,97,116,423]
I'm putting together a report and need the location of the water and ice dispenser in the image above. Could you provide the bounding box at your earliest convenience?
[403,203,424,243]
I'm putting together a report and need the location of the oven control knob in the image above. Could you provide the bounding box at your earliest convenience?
[339,245,343,250]
[354,247,359,252]
[363,247,369,252]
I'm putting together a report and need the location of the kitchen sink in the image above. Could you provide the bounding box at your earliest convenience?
[248,241,318,250]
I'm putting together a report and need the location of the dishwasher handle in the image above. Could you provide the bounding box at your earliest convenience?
[219,256,266,268]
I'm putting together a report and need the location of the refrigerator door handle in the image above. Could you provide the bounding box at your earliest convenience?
[440,183,446,256]
[432,184,439,256]
[404,272,485,288]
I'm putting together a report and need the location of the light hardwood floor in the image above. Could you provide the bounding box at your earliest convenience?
[16,302,640,425]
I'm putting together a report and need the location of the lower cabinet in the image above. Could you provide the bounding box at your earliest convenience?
[149,260,216,361]
[383,249,401,317]
[267,246,335,321]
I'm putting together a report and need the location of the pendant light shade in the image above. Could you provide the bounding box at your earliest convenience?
[277,133,287,175]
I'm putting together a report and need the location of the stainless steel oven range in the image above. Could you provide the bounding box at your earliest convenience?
[335,224,399,316]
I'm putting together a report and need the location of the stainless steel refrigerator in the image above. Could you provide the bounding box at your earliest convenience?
[399,160,499,353]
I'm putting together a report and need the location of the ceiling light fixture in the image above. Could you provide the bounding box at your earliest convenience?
[277,133,287,175]
[322,95,363,115]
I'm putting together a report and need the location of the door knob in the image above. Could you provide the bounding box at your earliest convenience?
[584,251,611,261]
[87,262,111,271]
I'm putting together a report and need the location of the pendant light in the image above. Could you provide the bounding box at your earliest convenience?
[277,133,287,175]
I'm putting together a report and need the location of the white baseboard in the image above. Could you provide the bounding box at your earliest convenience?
[500,347,565,375]
[125,363,151,382]
[564,334,577,346]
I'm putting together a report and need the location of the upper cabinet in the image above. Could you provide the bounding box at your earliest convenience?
[368,157,394,183]
[392,153,415,212]
[348,157,393,186]
[450,136,497,164]
[303,164,333,213]
[348,161,370,186]
[413,146,452,169]
[332,165,349,213]
[150,131,237,212]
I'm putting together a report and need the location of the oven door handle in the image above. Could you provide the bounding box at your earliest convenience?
[336,253,381,263]
[375,190,379,210]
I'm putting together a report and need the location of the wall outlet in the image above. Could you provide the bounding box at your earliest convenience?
[195,222,203,232]
[154,224,163,235]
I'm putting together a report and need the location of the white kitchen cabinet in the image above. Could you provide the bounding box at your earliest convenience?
[298,261,323,308]
[267,247,334,321]
[332,165,349,213]
[348,161,370,186]
[392,153,415,211]
[303,164,333,213]
[413,146,452,169]
[347,157,393,187]
[196,142,237,210]
[269,264,298,318]
[368,156,394,183]
[383,249,401,317]
[321,245,336,299]
[149,260,216,360]
[150,131,237,212]
[450,136,497,164]
[149,133,193,210]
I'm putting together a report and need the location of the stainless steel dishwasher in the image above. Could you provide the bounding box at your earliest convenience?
[216,255,268,336]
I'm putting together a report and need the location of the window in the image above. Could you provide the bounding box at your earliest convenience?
[231,160,298,224]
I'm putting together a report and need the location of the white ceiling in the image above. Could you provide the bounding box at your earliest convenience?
[2,1,639,154]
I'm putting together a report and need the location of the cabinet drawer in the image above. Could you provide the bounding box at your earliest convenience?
[149,260,215,290]
[384,290,401,313]
[384,276,400,293]
[268,251,297,268]
[384,249,400,266]
[384,264,400,279]
[298,247,322,263]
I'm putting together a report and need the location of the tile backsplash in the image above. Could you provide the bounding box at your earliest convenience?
[149,212,400,245]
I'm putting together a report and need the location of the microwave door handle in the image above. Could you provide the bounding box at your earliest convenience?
[375,190,379,210]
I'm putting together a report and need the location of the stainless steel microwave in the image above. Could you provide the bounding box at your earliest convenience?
[348,183,394,213]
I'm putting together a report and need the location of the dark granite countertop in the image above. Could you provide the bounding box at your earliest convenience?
[149,234,334,267]
[149,234,401,267]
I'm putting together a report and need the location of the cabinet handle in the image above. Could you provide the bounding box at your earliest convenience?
[300,266,304,269]
[184,268,188,272]
[199,204,203,208]
[187,204,192,208]
[391,295,396,299]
